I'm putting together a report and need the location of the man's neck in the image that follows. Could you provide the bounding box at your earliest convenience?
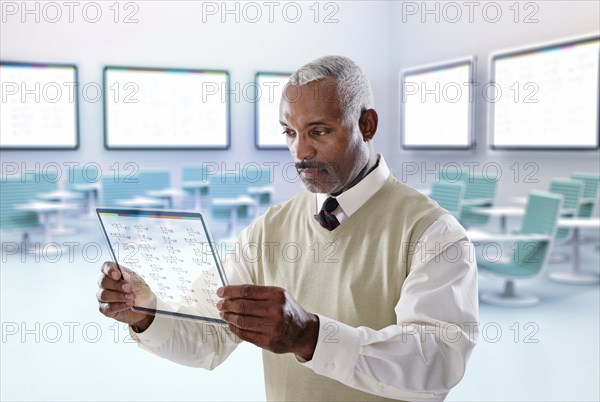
[332,153,379,197]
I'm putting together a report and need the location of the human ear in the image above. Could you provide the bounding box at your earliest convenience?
[358,109,378,142]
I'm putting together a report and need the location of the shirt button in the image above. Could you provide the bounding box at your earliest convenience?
[377,383,385,392]
[327,362,335,370]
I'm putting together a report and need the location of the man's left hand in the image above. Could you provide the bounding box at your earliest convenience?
[216,285,319,361]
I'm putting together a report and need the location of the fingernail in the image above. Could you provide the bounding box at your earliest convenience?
[125,293,135,300]
[112,272,120,280]
[219,311,224,318]
[122,283,132,292]
[216,301,223,310]
[217,287,224,297]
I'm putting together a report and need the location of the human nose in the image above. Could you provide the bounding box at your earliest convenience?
[293,134,316,161]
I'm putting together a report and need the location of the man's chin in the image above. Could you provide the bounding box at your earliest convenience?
[300,178,335,194]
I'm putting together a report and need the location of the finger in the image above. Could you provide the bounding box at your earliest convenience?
[217,298,274,318]
[97,288,135,304]
[101,261,122,281]
[227,323,268,347]
[221,312,274,333]
[217,285,282,301]
[98,302,132,317]
[97,274,132,293]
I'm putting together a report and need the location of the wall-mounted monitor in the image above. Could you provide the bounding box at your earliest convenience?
[103,66,230,149]
[255,72,291,149]
[1,62,79,150]
[490,35,599,150]
[400,57,475,150]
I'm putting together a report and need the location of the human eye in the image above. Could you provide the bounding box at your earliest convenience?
[312,129,329,137]
[282,129,296,137]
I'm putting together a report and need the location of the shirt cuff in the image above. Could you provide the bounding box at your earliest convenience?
[299,314,360,383]
[128,298,175,347]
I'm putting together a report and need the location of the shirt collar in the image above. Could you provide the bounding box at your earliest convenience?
[316,154,390,217]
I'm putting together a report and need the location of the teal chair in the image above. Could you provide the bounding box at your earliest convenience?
[139,169,170,192]
[68,166,101,215]
[471,191,562,307]
[210,166,271,220]
[429,182,465,218]
[571,172,599,218]
[549,178,583,240]
[439,169,498,227]
[182,165,211,208]
[67,166,100,191]
[1,172,58,243]
[101,172,141,207]
[101,169,171,207]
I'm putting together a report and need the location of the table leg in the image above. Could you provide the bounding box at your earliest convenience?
[42,211,51,245]
[549,227,599,285]
[51,207,76,235]
[230,207,238,238]
[84,189,98,218]
[194,188,201,210]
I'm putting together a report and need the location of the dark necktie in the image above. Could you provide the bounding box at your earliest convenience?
[314,197,340,231]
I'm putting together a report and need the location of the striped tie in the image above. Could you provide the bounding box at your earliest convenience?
[314,197,340,231]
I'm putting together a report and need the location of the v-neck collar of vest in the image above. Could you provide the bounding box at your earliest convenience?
[308,174,395,242]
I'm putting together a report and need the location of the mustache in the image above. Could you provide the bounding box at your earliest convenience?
[295,161,330,170]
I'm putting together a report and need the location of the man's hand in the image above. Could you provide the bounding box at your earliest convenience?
[216,285,319,361]
[97,261,155,332]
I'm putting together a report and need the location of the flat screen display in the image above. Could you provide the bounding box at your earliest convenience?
[104,66,229,149]
[491,36,599,149]
[1,62,79,149]
[401,58,474,149]
[255,72,291,149]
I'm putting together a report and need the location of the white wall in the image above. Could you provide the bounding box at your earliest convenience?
[388,0,600,204]
[0,0,395,201]
[1,0,599,204]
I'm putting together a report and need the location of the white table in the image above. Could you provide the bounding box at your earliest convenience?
[515,195,598,205]
[470,206,526,233]
[549,218,600,285]
[212,196,257,237]
[511,195,577,215]
[146,188,185,209]
[466,229,551,243]
[462,198,494,207]
[37,191,83,235]
[16,202,78,245]
[73,182,101,218]
[182,181,210,210]
[115,197,165,208]
[248,186,274,217]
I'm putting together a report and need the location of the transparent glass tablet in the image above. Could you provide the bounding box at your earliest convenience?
[97,208,227,324]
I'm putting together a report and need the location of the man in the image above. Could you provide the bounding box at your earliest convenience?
[97,55,478,401]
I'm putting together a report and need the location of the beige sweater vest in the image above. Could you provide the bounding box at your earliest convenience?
[245,175,446,401]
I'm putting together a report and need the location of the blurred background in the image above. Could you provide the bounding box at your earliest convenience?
[1,1,599,401]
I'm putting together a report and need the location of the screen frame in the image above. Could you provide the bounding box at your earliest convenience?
[254,71,292,150]
[102,65,231,150]
[489,34,600,151]
[400,56,476,151]
[0,61,80,151]
[96,207,229,324]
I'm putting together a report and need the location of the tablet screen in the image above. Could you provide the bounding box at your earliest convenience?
[97,208,228,324]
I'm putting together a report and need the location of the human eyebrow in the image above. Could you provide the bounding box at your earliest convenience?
[305,121,329,127]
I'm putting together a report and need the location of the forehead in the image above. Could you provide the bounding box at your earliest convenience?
[279,77,342,125]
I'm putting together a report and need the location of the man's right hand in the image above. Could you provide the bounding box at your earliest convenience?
[97,261,155,332]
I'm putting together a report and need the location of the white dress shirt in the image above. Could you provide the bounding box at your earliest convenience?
[131,155,479,401]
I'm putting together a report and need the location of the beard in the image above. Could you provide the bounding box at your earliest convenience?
[295,160,343,194]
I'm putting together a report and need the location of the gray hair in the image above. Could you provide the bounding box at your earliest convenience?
[286,55,374,129]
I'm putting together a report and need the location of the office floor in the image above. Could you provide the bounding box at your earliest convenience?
[1,216,599,401]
